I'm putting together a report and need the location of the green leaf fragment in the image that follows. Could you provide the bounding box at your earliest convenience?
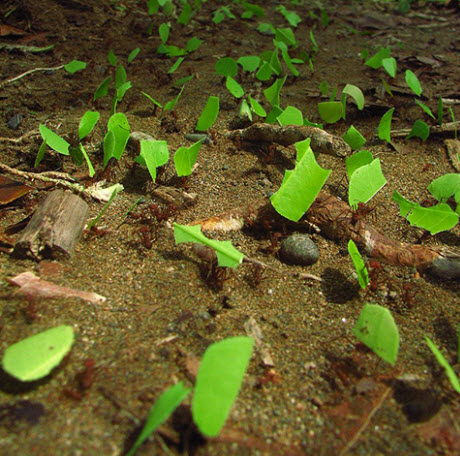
[94,76,111,101]
[348,240,369,289]
[168,57,184,74]
[353,304,399,366]
[126,382,191,456]
[405,70,422,96]
[349,159,387,207]
[428,174,460,203]
[174,139,203,176]
[35,140,47,167]
[196,96,219,131]
[159,22,170,43]
[127,47,140,64]
[365,47,390,69]
[277,105,303,126]
[64,60,86,74]
[406,203,458,235]
[186,37,202,52]
[178,1,192,25]
[174,223,244,268]
[425,337,460,393]
[192,337,254,437]
[343,125,366,150]
[345,150,373,180]
[216,57,238,77]
[407,119,430,141]
[107,49,117,66]
[378,108,395,143]
[237,56,261,72]
[103,113,130,166]
[248,95,266,117]
[382,57,397,78]
[264,76,286,107]
[270,141,331,221]
[342,84,365,110]
[318,101,343,123]
[415,99,435,119]
[391,190,417,217]
[78,110,100,140]
[226,77,244,98]
[135,140,169,182]
[39,124,70,155]
[2,325,74,382]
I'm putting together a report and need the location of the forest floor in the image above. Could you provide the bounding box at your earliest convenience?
[1,0,460,455]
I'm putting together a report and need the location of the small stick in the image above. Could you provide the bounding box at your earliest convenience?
[0,130,40,144]
[391,121,460,138]
[0,64,65,89]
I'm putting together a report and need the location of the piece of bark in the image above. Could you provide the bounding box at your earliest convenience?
[445,139,460,172]
[226,123,352,158]
[14,190,89,260]
[194,192,460,280]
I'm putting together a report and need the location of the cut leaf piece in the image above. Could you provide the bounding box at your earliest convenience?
[277,106,303,126]
[343,126,366,150]
[126,382,191,456]
[405,70,422,96]
[378,108,394,143]
[105,113,130,163]
[264,76,287,107]
[318,101,343,123]
[226,77,244,98]
[196,96,219,131]
[364,47,390,69]
[406,203,458,235]
[2,325,74,382]
[216,57,238,77]
[415,99,435,119]
[425,337,460,393]
[174,139,203,176]
[39,125,70,155]
[94,76,111,101]
[407,119,430,141]
[270,140,331,221]
[192,337,254,437]
[345,150,373,180]
[428,174,460,203]
[348,240,369,289]
[174,223,244,268]
[391,190,417,217]
[342,84,364,110]
[78,110,100,140]
[64,60,86,74]
[135,140,169,182]
[248,95,266,117]
[349,159,387,207]
[382,57,397,77]
[353,304,399,365]
[237,56,260,72]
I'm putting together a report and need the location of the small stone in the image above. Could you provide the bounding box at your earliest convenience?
[222,164,230,170]
[279,234,319,266]
[7,114,22,130]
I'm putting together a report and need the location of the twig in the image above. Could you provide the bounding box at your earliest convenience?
[392,121,460,138]
[338,386,392,456]
[0,64,65,89]
[0,130,40,144]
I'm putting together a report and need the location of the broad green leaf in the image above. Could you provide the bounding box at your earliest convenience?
[159,22,170,43]
[216,57,238,77]
[353,304,399,365]
[237,56,261,72]
[127,47,140,64]
[364,47,390,69]
[415,99,435,119]
[343,126,366,150]
[168,57,184,74]
[264,76,287,107]
[107,113,130,159]
[382,57,397,77]
[407,119,430,141]
[277,106,303,126]
[2,325,74,382]
[226,77,244,98]
[248,95,266,117]
[425,337,460,393]
[255,62,274,81]
[391,190,417,217]
[94,76,111,101]
[135,140,169,182]
[78,110,100,140]
[378,107,395,143]
[294,139,311,162]
[270,142,331,221]
[345,150,373,180]
[64,60,86,74]
[174,139,203,176]
[349,159,387,207]
[174,223,244,268]
[274,27,297,47]
[342,84,364,110]
[428,174,460,203]
[186,37,202,52]
[39,124,70,155]
[318,101,343,123]
[406,203,458,235]
[265,105,283,124]
[192,337,254,437]
[126,382,191,456]
[348,240,369,289]
[196,96,219,131]
[405,70,422,96]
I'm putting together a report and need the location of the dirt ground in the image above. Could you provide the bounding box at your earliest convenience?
[1,0,460,454]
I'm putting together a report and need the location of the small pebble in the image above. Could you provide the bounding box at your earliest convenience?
[222,164,230,170]
[279,234,319,266]
[7,114,22,130]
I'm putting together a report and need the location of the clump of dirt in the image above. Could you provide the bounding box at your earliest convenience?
[1,1,460,455]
